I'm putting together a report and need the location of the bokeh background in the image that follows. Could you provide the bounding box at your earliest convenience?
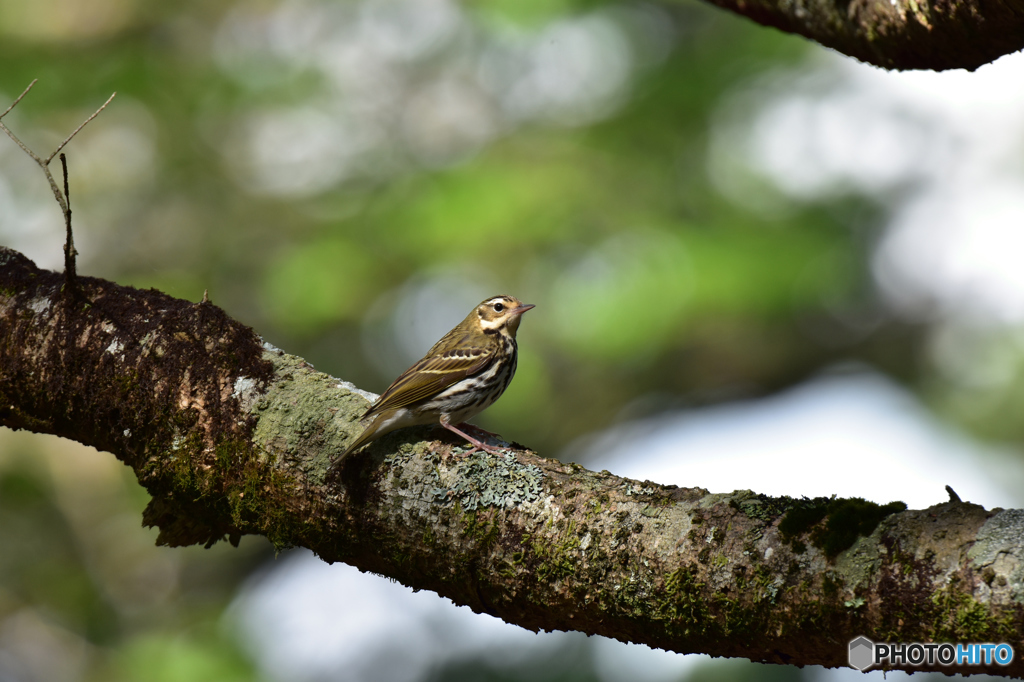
[2,0,1024,680]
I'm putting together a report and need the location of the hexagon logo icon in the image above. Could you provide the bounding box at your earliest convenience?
[849,636,874,671]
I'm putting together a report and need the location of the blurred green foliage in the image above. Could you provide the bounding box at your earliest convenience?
[100,629,261,682]
[0,433,271,681]
[0,0,979,678]
[0,0,897,460]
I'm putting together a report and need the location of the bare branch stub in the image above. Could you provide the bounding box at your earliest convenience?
[0,81,116,291]
[60,153,77,287]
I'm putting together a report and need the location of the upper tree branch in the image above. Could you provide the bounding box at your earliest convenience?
[1,246,1022,676]
[690,0,1024,71]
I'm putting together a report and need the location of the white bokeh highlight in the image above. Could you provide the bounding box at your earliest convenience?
[213,0,642,197]
[711,51,1024,326]
[586,371,1021,511]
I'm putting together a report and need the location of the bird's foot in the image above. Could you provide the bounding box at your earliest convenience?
[459,440,506,457]
[441,419,506,457]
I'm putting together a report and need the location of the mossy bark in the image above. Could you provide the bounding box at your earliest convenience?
[691,0,1024,71]
[2,245,1023,676]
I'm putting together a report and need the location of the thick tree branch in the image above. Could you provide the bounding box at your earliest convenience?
[1,246,1022,676]
[691,0,1024,71]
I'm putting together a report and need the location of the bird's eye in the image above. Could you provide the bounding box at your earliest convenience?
[493,303,504,312]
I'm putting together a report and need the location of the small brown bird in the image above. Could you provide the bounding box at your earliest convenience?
[339,295,535,461]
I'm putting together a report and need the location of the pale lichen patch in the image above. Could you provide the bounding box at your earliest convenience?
[335,379,377,404]
[432,451,543,511]
[968,508,1024,604]
[233,375,256,398]
[250,349,369,478]
[29,297,50,315]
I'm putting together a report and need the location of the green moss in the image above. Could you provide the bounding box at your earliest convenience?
[818,499,906,557]
[659,566,712,635]
[531,521,584,583]
[745,564,781,604]
[462,510,500,552]
[140,424,298,550]
[778,498,830,537]
[822,574,841,600]
[168,431,204,492]
[534,540,576,582]
[167,423,300,551]
[730,491,796,523]
[930,577,1015,642]
[647,558,862,646]
[779,496,906,558]
[422,527,437,546]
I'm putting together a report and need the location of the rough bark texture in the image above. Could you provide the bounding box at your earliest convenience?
[2,244,1024,676]
[691,0,1024,71]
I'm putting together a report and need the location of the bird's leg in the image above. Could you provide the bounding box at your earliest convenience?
[440,415,504,455]
[459,422,500,439]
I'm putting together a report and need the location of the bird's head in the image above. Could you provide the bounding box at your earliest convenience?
[475,295,535,338]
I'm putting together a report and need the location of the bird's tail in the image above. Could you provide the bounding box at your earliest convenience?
[336,408,413,465]
[338,423,377,463]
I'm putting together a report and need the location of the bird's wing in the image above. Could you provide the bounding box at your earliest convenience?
[364,345,493,416]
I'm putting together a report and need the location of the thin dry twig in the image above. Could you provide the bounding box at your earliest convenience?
[0,79,38,120]
[0,80,116,291]
[47,91,116,165]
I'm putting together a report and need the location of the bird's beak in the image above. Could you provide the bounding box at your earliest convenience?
[512,304,535,316]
